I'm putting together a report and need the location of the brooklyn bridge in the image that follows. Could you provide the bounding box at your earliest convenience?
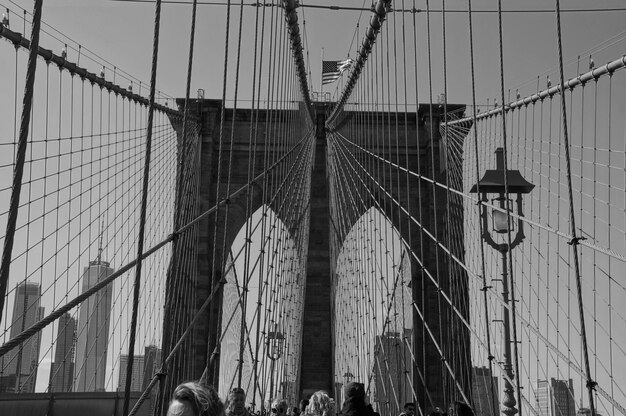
[0,1,624,416]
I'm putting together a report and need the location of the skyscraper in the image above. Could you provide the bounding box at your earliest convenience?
[0,282,44,393]
[536,378,576,416]
[471,366,499,416]
[551,379,576,416]
[118,354,145,392]
[142,345,161,391]
[537,380,551,416]
[49,312,76,392]
[73,258,114,392]
[373,330,413,416]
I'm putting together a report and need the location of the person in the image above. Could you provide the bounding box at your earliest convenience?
[299,399,310,415]
[340,382,375,416]
[304,390,336,416]
[448,401,473,416]
[226,387,251,416]
[429,407,446,416]
[167,381,224,416]
[272,398,289,416]
[400,403,416,416]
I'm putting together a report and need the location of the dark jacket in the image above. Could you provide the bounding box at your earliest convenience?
[341,382,375,416]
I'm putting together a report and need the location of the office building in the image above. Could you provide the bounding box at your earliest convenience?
[0,282,43,393]
[373,330,413,416]
[471,366,499,416]
[49,312,76,392]
[142,345,161,391]
[73,258,114,392]
[118,354,145,392]
[536,378,576,416]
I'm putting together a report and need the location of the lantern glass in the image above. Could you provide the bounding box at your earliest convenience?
[491,198,515,234]
[267,331,285,360]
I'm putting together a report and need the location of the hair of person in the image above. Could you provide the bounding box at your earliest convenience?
[343,382,365,401]
[305,390,336,416]
[404,403,415,410]
[452,401,473,416]
[272,398,288,410]
[171,381,224,416]
[229,387,246,397]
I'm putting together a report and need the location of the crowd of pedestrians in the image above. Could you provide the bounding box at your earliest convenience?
[165,381,474,416]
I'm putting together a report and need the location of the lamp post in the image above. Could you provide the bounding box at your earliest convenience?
[470,148,534,416]
[343,371,354,384]
[267,329,285,405]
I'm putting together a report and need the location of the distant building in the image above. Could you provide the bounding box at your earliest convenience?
[49,312,76,392]
[73,258,114,392]
[537,380,551,416]
[576,408,591,416]
[373,330,413,416]
[142,345,161,391]
[536,379,576,416]
[118,354,145,392]
[551,379,576,416]
[0,282,44,393]
[576,406,600,416]
[471,366,498,416]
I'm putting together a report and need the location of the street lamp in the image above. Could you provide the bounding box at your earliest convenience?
[266,330,285,406]
[470,147,534,416]
[343,371,354,383]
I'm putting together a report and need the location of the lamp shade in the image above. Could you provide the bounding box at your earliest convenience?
[470,148,535,194]
[469,169,535,194]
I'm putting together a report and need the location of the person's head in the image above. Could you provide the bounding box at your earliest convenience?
[271,398,288,416]
[343,382,365,403]
[404,403,416,416]
[226,388,247,415]
[299,399,310,413]
[167,382,224,416]
[306,391,336,416]
[448,402,473,416]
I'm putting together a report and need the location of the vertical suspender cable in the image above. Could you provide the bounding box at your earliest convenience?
[441,0,453,401]
[495,1,524,415]
[553,1,597,414]
[155,0,199,414]
[466,0,499,414]
[203,0,232,385]
[0,0,43,325]
[124,0,163,414]
[425,0,447,405]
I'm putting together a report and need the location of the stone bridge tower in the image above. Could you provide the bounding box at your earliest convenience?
[170,99,470,411]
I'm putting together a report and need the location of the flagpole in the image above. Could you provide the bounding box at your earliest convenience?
[320,47,324,99]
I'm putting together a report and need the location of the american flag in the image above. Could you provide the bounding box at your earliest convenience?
[322,58,354,85]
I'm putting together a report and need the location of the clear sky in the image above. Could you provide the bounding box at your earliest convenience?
[3,0,624,104]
